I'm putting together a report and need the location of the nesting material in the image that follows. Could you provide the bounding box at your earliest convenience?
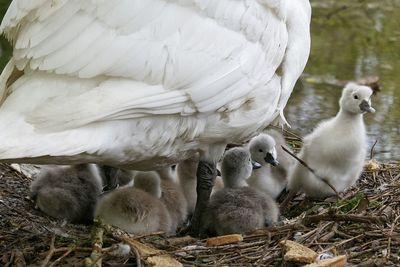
[280,240,317,263]
[304,255,347,267]
[364,159,381,171]
[206,234,243,247]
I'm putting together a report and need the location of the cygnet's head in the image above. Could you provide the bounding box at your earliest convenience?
[221,147,254,188]
[134,171,162,198]
[248,134,279,166]
[340,83,375,114]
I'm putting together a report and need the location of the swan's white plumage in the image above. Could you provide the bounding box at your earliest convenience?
[0,0,311,168]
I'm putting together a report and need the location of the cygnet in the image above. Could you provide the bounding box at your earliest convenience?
[156,167,188,232]
[287,83,375,199]
[29,164,102,224]
[248,130,295,199]
[95,171,172,234]
[205,147,279,236]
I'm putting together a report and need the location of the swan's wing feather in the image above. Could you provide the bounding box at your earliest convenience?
[1,0,302,131]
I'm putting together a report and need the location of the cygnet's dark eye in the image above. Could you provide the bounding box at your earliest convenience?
[258,149,263,152]
[353,94,359,100]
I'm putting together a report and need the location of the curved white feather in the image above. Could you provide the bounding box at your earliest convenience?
[0,0,311,165]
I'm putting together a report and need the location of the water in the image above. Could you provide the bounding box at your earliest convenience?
[286,0,400,161]
[0,0,398,161]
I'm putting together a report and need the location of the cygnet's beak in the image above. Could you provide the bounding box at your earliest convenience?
[216,169,222,176]
[252,160,262,170]
[264,153,279,166]
[359,100,375,113]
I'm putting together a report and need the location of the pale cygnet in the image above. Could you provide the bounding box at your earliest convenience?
[95,171,172,234]
[177,157,198,215]
[205,147,279,236]
[176,155,223,216]
[248,130,295,199]
[29,164,102,224]
[287,83,375,200]
[156,167,188,232]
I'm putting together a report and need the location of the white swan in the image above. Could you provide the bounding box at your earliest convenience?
[247,130,295,199]
[30,164,102,224]
[0,0,311,235]
[205,147,279,236]
[287,83,375,199]
[95,171,172,234]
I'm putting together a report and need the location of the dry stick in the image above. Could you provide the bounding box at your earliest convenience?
[387,215,400,260]
[49,247,74,267]
[41,235,56,267]
[303,213,386,225]
[370,139,378,159]
[84,219,104,267]
[281,145,341,198]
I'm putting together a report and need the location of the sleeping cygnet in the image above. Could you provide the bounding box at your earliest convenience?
[157,167,188,232]
[248,130,295,199]
[287,83,375,199]
[95,171,172,235]
[205,147,279,236]
[29,164,102,224]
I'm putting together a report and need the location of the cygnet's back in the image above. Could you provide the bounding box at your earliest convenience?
[157,167,188,233]
[29,164,102,224]
[95,172,172,235]
[206,147,279,236]
[248,130,295,199]
[288,83,375,198]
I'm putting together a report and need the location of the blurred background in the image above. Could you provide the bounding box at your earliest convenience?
[0,0,399,161]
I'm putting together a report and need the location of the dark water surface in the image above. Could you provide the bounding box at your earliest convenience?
[0,0,399,160]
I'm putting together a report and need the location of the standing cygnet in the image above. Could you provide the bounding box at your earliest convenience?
[248,130,295,199]
[95,172,172,235]
[205,147,279,236]
[29,164,102,224]
[176,155,223,216]
[287,83,375,199]
[177,157,198,215]
[156,167,188,232]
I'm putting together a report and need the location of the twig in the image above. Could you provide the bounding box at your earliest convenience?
[281,145,341,198]
[370,139,378,159]
[49,247,74,267]
[303,213,386,225]
[387,215,400,260]
[131,244,142,267]
[41,235,56,267]
[84,219,104,267]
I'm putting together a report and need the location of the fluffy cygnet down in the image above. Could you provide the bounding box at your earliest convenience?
[248,129,295,199]
[157,167,188,232]
[287,83,375,199]
[29,164,102,224]
[205,147,279,236]
[176,155,223,216]
[95,171,172,235]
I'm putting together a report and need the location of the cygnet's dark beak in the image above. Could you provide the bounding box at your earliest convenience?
[252,160,262,170]
[359,100,375,113]
[264,153,279,166]
[216,169,222,176]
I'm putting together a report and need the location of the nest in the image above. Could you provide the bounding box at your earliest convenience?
[1,159,399,266]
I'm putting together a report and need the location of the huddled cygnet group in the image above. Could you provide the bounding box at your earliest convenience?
[29,83,375,236]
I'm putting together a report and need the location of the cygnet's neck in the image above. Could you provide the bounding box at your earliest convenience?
[223,172,248,189]
[336,108,363,124]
